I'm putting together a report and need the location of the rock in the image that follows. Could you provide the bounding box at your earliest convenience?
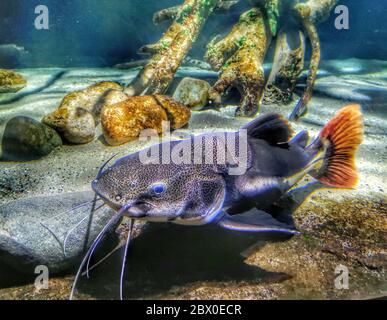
[0,69,27,93]
[103,89,129,106]
[0,192,118,274]
[101,96,168,146]
[0,274,93,300]
[42,106,96,144]
[245,235,385,300]
[58,82,123,119]
[42,82,124,144]
[294,198,387,270]
[152,95,192,129]
[101,95,191,146]
[173,77,211,111]
[1,116,62,161]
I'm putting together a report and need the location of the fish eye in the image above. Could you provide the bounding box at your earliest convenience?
[151,183,166,195]
[115,194,122,201]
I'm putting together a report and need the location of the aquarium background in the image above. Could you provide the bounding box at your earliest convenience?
[0,0,386,68]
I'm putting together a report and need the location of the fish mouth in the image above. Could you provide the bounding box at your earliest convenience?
[125,201,153,218]
[99,197,122,211]
[94,196,151,218]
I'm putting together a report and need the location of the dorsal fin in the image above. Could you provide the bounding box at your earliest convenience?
[242,113,293,145]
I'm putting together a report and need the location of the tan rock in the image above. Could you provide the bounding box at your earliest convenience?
[103,89,129,106]
[153,95,191,129]
[101,95,191,146]
[59,82,123,122]
[0,69,27,93]
[42,82,125,144]
[172,77,211,111]
[42,107,95,144]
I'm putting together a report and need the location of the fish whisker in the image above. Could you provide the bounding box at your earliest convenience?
[41,198,103,225]
[97,154,118,179]
[40,222,65,253]
[80,241,124,276]
[84,191,111,278]
[81,193,103,254]
[69,204,128,300]
[120,219,134,300]
[63,202,107,258]
[85,232,106,279]
[40,197,103,250]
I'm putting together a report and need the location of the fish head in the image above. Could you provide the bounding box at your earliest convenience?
[92,153,226,223]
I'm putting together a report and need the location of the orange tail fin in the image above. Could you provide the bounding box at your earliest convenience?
[317,104,364,188]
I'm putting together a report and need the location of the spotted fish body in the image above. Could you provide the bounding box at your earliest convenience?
[93,105,363,234]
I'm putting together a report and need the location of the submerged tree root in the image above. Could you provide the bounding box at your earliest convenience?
[289,0,338,120]
[264,27,305,105]
[126,0,221,96]
[206,8,271,117]
[126,0,338,119]
[203,0,337,117]
[152,1,239,25]
[41,0,339,136]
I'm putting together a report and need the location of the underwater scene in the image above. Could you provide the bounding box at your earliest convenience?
[0,0,386,301]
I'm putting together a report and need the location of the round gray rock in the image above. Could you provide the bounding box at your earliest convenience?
[0,192,118,274]
[1,116,62,161]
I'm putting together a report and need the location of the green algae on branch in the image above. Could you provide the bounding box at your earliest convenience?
[206,7,272,117]
[127,0,220,96]
[130,0,338,119]
[247,0,280,36]
[235,36,247,48]
[138,0,197,55]
[0,69,27,93]
[206,0,338,119]
[265,0,280,36]
[205,7,264,70]
[153,1,239,25]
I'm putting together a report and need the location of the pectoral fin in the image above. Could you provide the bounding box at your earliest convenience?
[217,209,300,235]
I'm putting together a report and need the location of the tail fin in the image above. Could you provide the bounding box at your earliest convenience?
[314,104,364,188]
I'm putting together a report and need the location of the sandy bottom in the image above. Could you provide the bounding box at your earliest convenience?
[0,59,386,300]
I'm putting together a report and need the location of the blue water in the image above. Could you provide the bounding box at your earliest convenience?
[0,0,386,68]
